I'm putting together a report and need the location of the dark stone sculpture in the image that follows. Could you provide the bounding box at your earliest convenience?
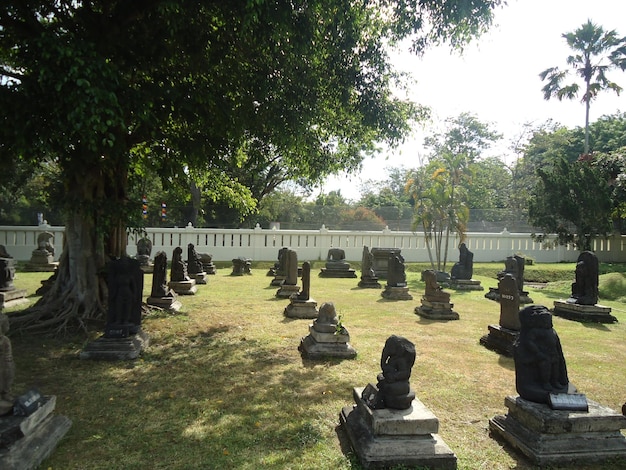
[450,243,473,280]
[187,243,204,275]
[363,335,416,410]
[231,257,252,275]
[498,255,525,294]
[105,257,143,338]
[171,246,190,282]
[36,232,55,256]
[0,257,15,292]
[136,237,152,266]
[150,252,172,298]
[387,254,407,287]
[513,305,569,404]
[568,251,599,305]
[0,313,15,415]
[296,261,311,300]
[422,269,450,303]
[284,249,298,285]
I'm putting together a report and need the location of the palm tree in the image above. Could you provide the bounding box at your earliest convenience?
[540,20,626,154]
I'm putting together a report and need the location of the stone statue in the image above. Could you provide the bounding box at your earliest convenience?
[569,251,599,305]
[498,255,525,294]
[136,237,152,266]
[387,254,407,287]
[36,232,55,256]
[364,335,416,410]
[105,257,143,337]
[423,269,450,303]
[0,313,15,415]
[0,256,16,292]
[187,243,204,275]
[327,248,346,262]
[450,242,473,280]
[297,261,311,300]
[362,246,375,278]
[513,305,569,404]
[284,249,298,286]
[150,251,172,298]
[171,246,190,282]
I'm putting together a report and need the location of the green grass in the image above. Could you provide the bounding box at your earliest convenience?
[5,263,626,470]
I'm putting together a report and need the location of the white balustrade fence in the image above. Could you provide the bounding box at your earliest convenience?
[2,223,626,264]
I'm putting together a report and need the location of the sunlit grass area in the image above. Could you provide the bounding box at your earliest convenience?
[5,262,626,470]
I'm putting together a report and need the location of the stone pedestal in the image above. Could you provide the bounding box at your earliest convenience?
[340,387,457,469]
[358,276,381,289]
[194,272,208,285]
[319,265,357,278]
[284,298,318,319]
[449,279,483,291]
[276,284,300,299]
[146,295,182,312]
[415,298,459,320]
[299,326,356,359]
[168,279,197,295]
[0,290,29,309]
[270,275,285,287]
[370,248,400,279]
[490,395,626,466]
[552,300,617,323]
[479,325,519,356]
[80,329,150,360]
[0,395,72,470]
[381,286,413,301]
[24,252,58,272]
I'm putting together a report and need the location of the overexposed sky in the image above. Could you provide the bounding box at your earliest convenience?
[322,0,626,201]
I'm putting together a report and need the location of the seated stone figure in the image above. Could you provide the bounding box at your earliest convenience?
[171,246,191,282]
[423,269,450,302]
[36,231,55,256]
[569,251,599,305]
[325,248,350,269]
[365,335,416,410]
[450,242,473,280]
[136,237,152,265]
[513,305,569,404]
[387,254,407,287]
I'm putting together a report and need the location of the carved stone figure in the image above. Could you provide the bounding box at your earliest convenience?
[364,335,416,410]
[362,246,375,278]
[569,251,599,305]
[284,249,298,285]
[423,269,450,303]
[105,258,143,338]
[150,251,172,298]
[296,261,311,300]
[387,254,407,287]
[231,257,252,275]
[513,305,569,404]
[0,256,16,292]
[498,255,525,294]
[170,246,190,282]
[450,242,473,280]
[36,232,55,256]
[136,237,152,266]
[187,243,204,275]
[0,313,15,415]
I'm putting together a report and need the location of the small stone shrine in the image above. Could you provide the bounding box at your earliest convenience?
[415,270,458,320]
[553,251,617,323]
[479,273,520,356]
[276,249,300,298]
[0,247,27,310]
[284,261,318,319]
[319,248,357,278]
[269,247,289,286]
[231,257,252,276]
[485,254,533,304]
[134,236,153,273]
[81,257,149,360]
[198,252,217,274]
[381,253,412,300]
[370,247,400,279]
[449,243,482,291]
[146,251,181,312]
[489,305,626,466]
[298,302,356,358]
[25,232,58,272]
[187,243,207,284]
[168,246,197,295]
[0,314,72,470]
[340,335,457,469]
[358,246,381,288]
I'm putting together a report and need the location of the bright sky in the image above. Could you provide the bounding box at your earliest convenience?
[321,0,626,201]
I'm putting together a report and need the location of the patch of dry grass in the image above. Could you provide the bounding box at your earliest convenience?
[4,263,626,470]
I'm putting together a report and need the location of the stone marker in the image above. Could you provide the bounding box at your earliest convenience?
[135,236,153,273]
[24,232,58,272]
[269,247,289,286]
[284,261,318,319]
[485,254,533,303]
[358,246,381,288]
[231,256,252,276]
[0,247,28,309]
[415,270,458,320]
[449,243,483,291]
[187,243,207,284]
[298,302,356,359]
[276,249,300,298]
[479,273,520,355]
[168,246,197,295]
[319,248,357,278]
[381,254,412,300]
[198,252,217,274]
[553,251,617,323]
[340,335,457,469]
[146,251,181,312]
[489,305,626,466]
[370,248,400,279]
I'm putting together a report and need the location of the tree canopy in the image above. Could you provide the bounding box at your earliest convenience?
[1,0,502,332]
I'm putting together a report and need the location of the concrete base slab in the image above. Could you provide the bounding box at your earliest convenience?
[553,300,617,323]
[319,268,357,278]
[381,286,413,301]
[276,284,300,299]
[80,329,150,360]
[0,290,28,309]
[415,300,459,321]
[449,279,483,291]
[146,296,182,312]
[298,335,356,359]
[489,395,626,466]
[358,278,381,289]
[284,299,318,319]
[168,280,197,295]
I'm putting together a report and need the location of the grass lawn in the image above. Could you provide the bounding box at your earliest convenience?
[4,262,626,470]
